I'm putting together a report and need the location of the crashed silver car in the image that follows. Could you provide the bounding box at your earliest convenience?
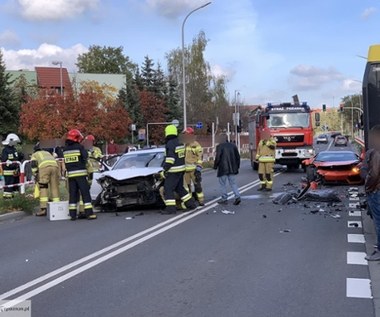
[91,148,165,210]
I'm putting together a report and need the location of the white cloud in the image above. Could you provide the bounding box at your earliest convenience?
[0,30,20,47]
[289,64,344,91]
[210,64,236,80]
[1,43,88,71]
[341,79,362,92]
[144,0,210,18]
[361,7,377,19]
[17,0,99,21]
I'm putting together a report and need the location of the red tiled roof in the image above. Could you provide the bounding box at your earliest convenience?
[35,67,71,90]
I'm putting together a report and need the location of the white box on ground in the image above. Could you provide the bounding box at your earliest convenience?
[47,201,70,221]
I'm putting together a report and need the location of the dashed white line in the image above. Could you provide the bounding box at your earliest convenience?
[347,234,366,243]
[349,203,361,209]
[346,278,372,299]
[347,252,368,265]
[349,210,362,217]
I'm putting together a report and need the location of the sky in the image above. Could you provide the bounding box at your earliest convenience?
[0,0,378,107]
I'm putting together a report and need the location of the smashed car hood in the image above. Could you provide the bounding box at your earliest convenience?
[99,167,163,181]
[314,160,358,167]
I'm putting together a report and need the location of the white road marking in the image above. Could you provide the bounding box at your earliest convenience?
[347,234,366,243]
[349,203,360,209]
[326,139,334,151]
[347,221,363,228]
[346,278,372,298]
[0,173,282,309]
[347,252,368,265]
[349,197,360,201]
[349,211,362,217]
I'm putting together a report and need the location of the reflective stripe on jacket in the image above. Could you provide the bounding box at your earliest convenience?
[256,138,276,161]
[185,141,203,171]
[164,137,186,173]
[31,150,58,173]
[63,142,88,178]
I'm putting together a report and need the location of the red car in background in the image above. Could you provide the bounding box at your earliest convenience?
[303,151,363,185]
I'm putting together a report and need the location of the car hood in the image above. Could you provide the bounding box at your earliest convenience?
[99,167,163,181]
[314,160,359,167]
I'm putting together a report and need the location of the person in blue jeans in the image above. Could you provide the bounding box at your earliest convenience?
[213,135,241,205]
[362,125,380,261]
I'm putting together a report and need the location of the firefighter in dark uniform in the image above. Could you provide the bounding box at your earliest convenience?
[63,129,97,220]
[256,128,277,191]
[162,125,197,214]
[1,133,21,199]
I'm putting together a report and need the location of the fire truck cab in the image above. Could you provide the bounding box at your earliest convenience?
[248,102,315,170]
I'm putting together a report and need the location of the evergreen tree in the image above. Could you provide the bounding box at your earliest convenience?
[141,56,155,91]
[0,51,19,135]
[153,63,167,98]
[165,74,182,122]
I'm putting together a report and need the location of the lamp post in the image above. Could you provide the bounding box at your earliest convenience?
[234,90,240,151]
[52,61,63,96]
[181,2,211,129]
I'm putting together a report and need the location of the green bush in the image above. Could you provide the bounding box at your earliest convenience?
[0,194,39,214]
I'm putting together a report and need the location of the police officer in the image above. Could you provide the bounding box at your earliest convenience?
[63,129,97,220]
[162,125,197,214]
[182,127,205,206]
[31,143,60,216]
[256,128,277,191]
[1,133,21,199]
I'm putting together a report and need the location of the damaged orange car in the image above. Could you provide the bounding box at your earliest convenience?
[303,151,363,185]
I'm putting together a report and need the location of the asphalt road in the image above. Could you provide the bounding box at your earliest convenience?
[0,137,374,317]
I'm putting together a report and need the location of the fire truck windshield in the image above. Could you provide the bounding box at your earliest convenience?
[267,112,310,128]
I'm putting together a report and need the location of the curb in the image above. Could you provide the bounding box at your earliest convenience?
[363,211,380,316]
[0,211,28,222]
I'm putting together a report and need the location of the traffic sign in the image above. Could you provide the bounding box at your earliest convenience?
[196,122,203,129]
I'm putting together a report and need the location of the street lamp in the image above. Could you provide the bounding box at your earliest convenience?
[52,61,63,96]
[234,90,241,152]
[181,1,211,129]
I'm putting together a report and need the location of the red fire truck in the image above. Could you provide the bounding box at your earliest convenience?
[248,102,315,170]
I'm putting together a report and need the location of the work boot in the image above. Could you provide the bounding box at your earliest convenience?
[257,185,266,191]
[365,251,380,261]
[185,198,197,211]
[87,214,97,220]
[78,212,87,219]
[161,206,177,215]
[233,198,241,205]
[266,188,273,192]
[36,208,47,217]
[69,211,77,221]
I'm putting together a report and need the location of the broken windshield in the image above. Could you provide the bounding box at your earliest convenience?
[267,113,310,128]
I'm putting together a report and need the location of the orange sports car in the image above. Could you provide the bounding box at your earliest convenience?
[303,151,363,185]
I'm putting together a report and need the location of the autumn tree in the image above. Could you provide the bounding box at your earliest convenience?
[0,50,19,135]
[20,82,131,141]
[76,45,136,75]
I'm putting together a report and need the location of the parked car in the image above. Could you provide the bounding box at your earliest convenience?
[316,134,329,144]
[90,148,166,210]
[334,135,348,147]
[303,151,363,185]
[330,132,342,139]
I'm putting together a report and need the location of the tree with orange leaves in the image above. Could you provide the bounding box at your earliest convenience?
[19,82,131,141]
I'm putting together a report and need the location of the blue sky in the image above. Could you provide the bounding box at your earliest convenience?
[0,0,378,107]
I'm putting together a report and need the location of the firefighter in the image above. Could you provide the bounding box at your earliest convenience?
[256,128,276,191]
[31,143,60,216]
[63,129,97,220]
[1,133,21,199]
[182,127,205,206]
[162,125,197,214]
[84,135,103,173]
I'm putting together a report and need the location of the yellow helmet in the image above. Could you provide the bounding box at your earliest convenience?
[165,125,178,137]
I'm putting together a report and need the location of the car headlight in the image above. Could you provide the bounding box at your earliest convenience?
[352,167,360,174]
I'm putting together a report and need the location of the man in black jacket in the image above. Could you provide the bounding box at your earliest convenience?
[213,135,241,205]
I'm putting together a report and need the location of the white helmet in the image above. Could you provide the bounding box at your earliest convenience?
[2,133,21,146]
